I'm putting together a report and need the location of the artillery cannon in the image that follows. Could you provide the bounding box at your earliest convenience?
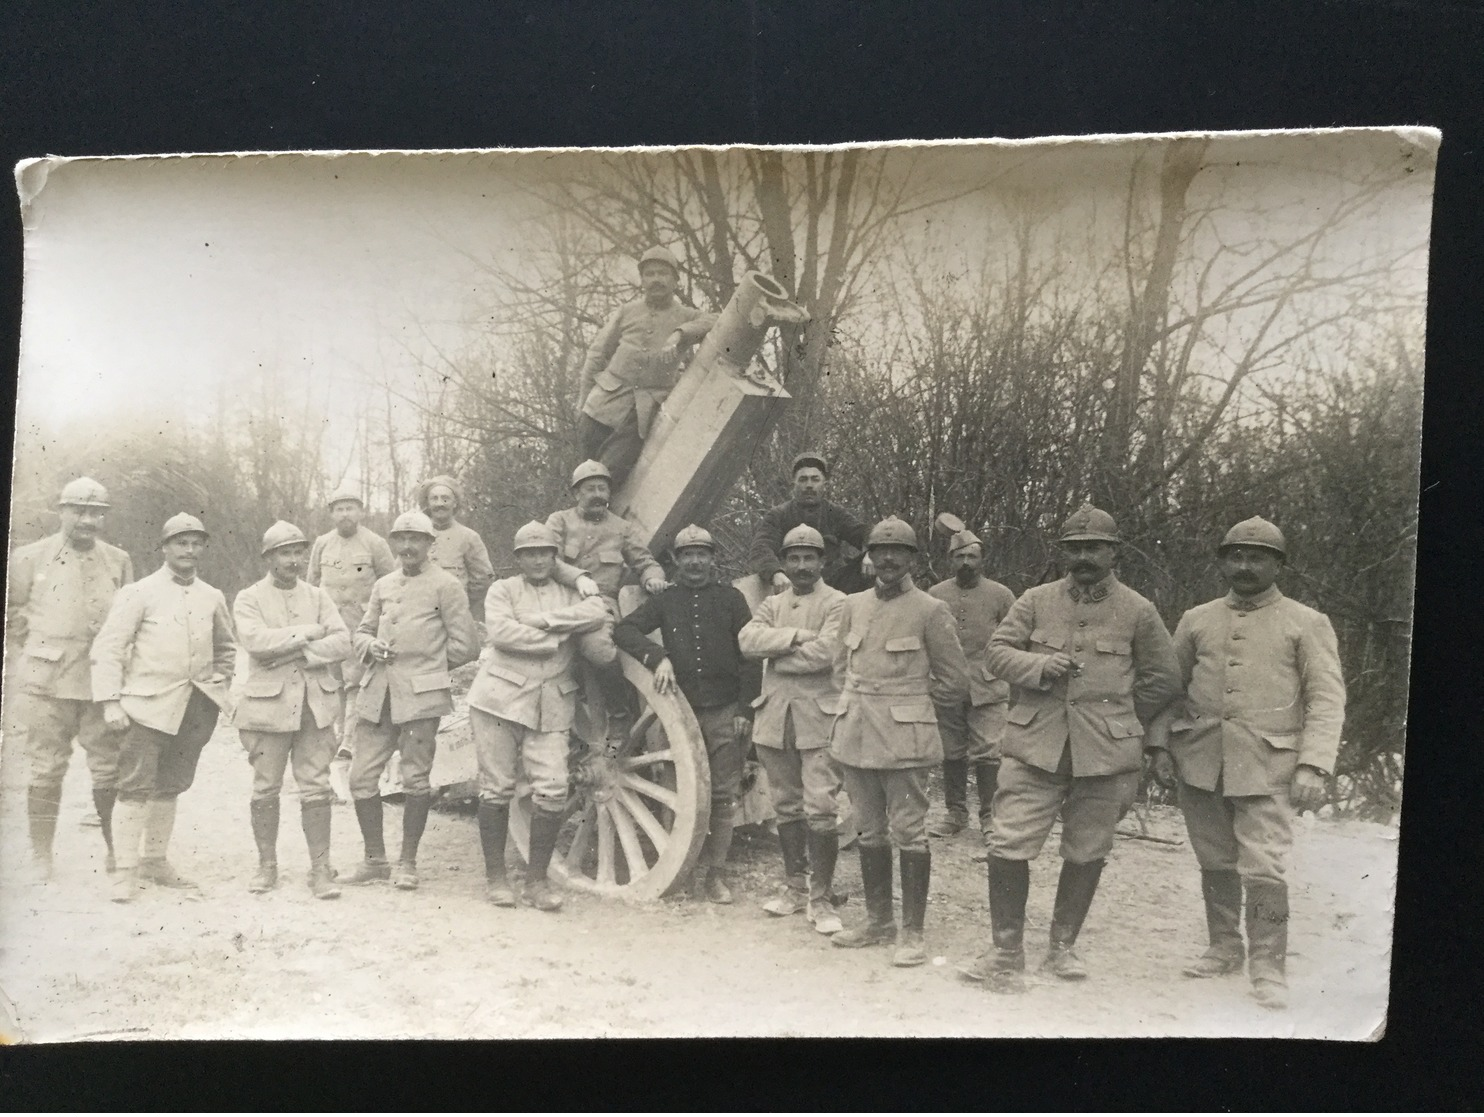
[484,272,807,899]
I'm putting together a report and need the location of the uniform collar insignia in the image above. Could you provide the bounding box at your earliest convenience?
[1225,585,1282,611]
[1066,574,1113,604]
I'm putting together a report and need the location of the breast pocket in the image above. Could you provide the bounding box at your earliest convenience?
[1030,628,1066,653]
[882,635,923,674]
[412,671,452,694]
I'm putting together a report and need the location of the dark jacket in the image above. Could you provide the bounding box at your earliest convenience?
[748,498,871,592]
[614,581,762,711]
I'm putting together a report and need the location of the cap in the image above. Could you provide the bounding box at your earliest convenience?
[327,486,365,509]
[638,245,681,275]
[1057,502,1121,544]
[866,516,918,551]
[58,476,110,509]
[513,521,559,552]
[160,512,208,545]
[948,529,983,555]
[791,451,830,477]
[416,474,464,511]
[781,524,826,552]
[570,459,613,489]
[260,520,309,556]
[673,524,716,552]
[388,510,436,538]
[1219,516,1287,557]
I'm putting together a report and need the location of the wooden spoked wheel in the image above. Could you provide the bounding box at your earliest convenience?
[510,651,711,900]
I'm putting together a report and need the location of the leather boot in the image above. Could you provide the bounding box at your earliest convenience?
[27,782,63,879]
[699,801,736,904]
[138,798,197,888]
[247,798,280,893]
[1043,859,1105,980]
[1246,878,1290,1009]
[344,796,390,883]
[393,793,431,889]
[961,856,1030,993]
[832,845,897,948]
[762,819,810,916]
[1183,869,1245,977]
[93,787,118,873]
[893,849,931,967]
[523,808,564,912]
[974,761,1000,834]
[478,801,516,907]
[302,800,341,900]
[928,760,969,837]
[806,826,844,934]
[109,798,147,903]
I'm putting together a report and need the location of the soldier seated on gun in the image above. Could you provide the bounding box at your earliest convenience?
[467,522,609,912]
[546,458,670,744]
[576,246,718,489]
[614,525,760,904]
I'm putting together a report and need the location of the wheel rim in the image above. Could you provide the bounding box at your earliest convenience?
[511,652,711,900]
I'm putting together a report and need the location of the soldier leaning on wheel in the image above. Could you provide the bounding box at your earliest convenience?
[546,458,670,742]
[6,477,133,881]
[739,524,849,935]
[233,521,352,901]
[307,486,396,761]
[925,529,1016,844]
[90,513,238,903]
[613,524,761,905]
[1145,516,1346,1011]
[467,522,608,913]
[828,516,971,968]
[346,511,480,891]
[967,503,1180,993]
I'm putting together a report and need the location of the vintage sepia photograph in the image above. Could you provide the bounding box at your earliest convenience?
[1,129,1433,1041]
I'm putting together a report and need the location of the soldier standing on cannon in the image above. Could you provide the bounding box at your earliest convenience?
[346,511,480,891]
[739,524,849,934]
[466,522,609,912]
[307,486,395,767]
[926,529,1016,845]
[233,521,353,900]
[749,452,872,595]
[1145,517,1346,1010]
[576,246,718,489]
[547,459,670,741]
[614,525,760,904]
[829,517,971,967]
[416,474,496,615]
[90,513,237,903]
[6,477,134,880]
[967,503,1180,992]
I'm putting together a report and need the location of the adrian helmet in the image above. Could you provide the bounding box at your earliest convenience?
[569,459,613,489]
[866,516,919,551]
[388,510,437,539]
[260,520,308,556]
[58,476,111,509]
[673,524,716,552]
[781,524,826,553]
[1057,502,1121,544]
[1219,516,1287,558]
[160,512,208,545]
[638,245,681,276]
[512,521,559,552]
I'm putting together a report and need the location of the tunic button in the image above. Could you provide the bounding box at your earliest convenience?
[1237,612,1248,618]
[1225,687,1235,693]
[1079,620,1088,627]
[1074,644,1083,652]
[1229,659,1240,666]
[1069,699,1078,706]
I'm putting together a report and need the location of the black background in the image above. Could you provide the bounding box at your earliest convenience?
[1,0,1481,1109]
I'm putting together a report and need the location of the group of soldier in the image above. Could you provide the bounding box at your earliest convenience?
[5,245,1346,1013]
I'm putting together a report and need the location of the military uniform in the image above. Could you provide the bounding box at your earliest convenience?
[233,524,353,898]
[307,523,395,686]
[6,527,133,869]
[547,499,665,668]
[91,516,238,901]
[415,475,496,612]
[1150,515,1346,1006]
[748,498,871,593]
[970,503,1180,990]
[468,525,609,910]
[927,566,1016,833]
[347,515,480,889]
[739,556,848,929]
[577,287,718,485]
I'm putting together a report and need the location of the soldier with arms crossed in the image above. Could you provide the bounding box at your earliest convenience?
[91,513,237,903]
[346,511,480,891]
[969,504,1180,992]
[466,522,608,912]
[6,477,133,879]
[233,521,353,899]
[1146,517,1345,1010]
[828,517,971,968]
[739,524,849,934]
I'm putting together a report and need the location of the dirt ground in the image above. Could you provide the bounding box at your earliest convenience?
[0,720,1396,1042]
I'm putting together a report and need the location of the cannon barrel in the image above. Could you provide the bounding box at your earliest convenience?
[612,271,808,552]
